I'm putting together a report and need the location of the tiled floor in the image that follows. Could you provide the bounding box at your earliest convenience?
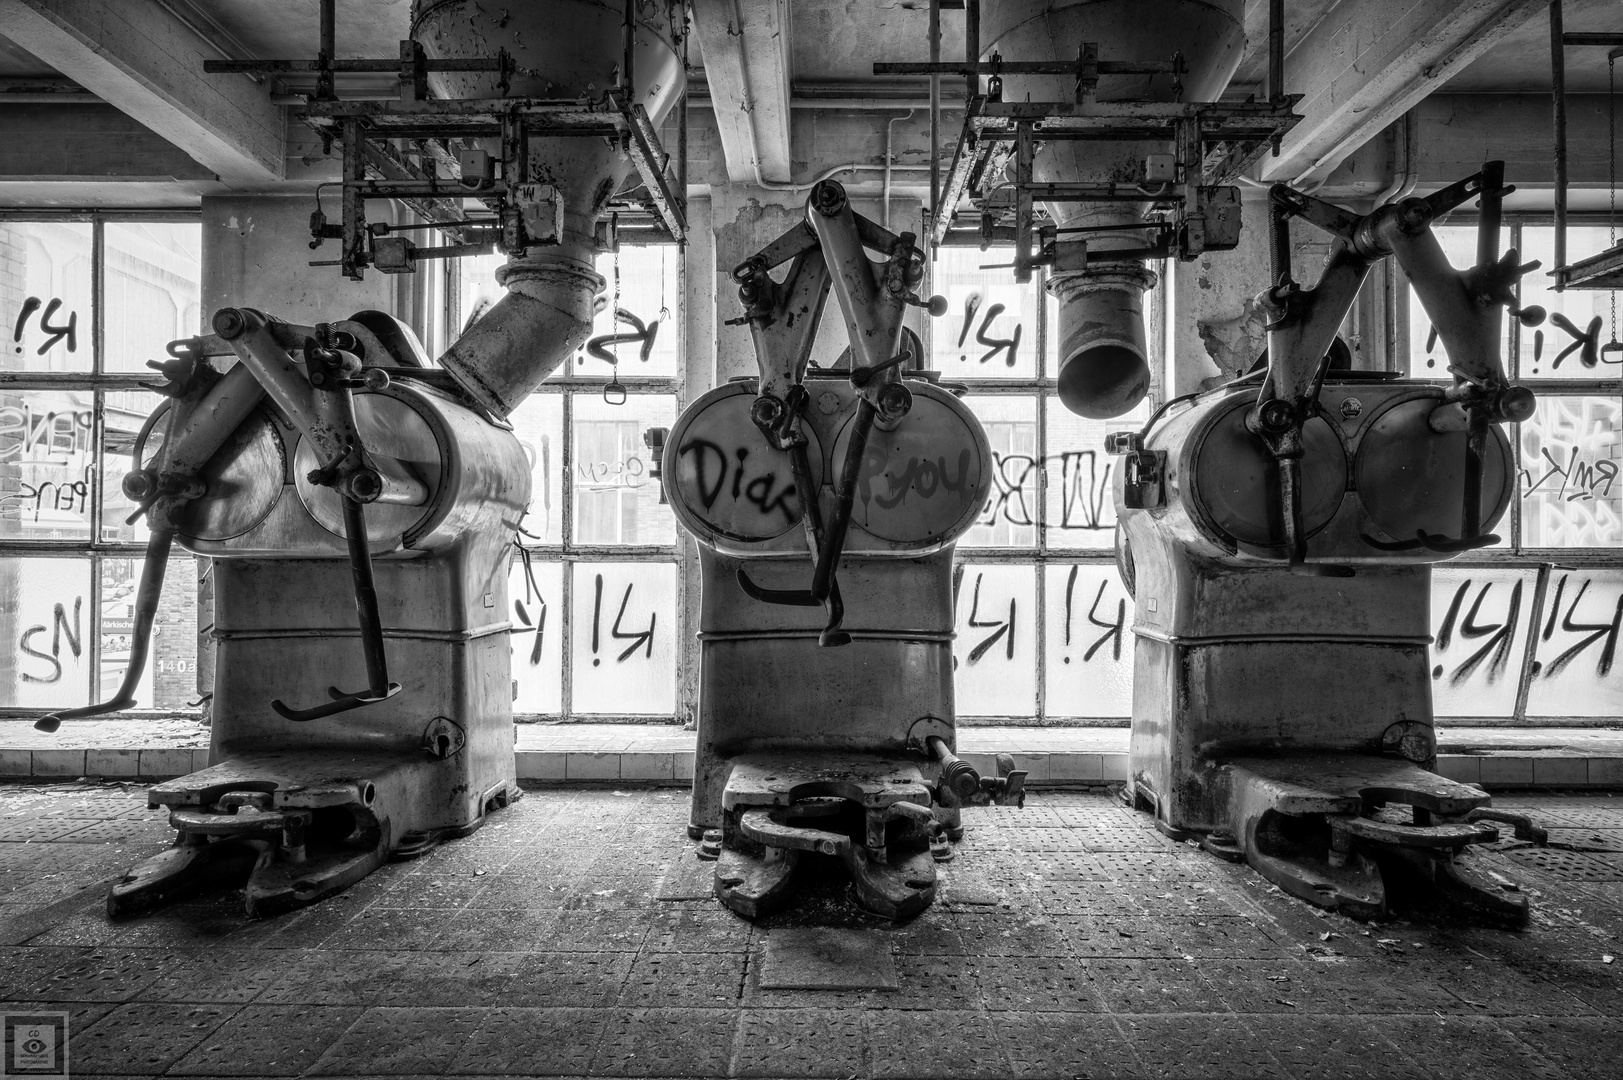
[0,782,1619,1078]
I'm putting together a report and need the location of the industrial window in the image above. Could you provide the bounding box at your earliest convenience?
[1400,221,1623,721]
[457,245,684,721]
[0,215,203,716]
[931,246,1160,722]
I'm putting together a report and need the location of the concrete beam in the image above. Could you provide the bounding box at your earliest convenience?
[0,0,285,184]
[1261,0,1547,185]
[0,102,215,181]
[692,0,793,184]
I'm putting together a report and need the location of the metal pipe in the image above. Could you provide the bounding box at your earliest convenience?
[1552,0,1567,282]
[623,0,636,94]
[930,0,941,235]
[318,0,336,100]
[1268,0,1284,102]
[884,109,916,230]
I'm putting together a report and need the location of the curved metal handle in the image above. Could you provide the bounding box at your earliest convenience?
[34,529,174,732]
[270,495,401,721]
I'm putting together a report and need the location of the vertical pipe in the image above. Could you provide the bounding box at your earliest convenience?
[318,0,336,100]
[929,0,940,238]
[623,0,636,94]
[1552,0,1567,283]
[966,0,980,101]
[1268,0,1284,102]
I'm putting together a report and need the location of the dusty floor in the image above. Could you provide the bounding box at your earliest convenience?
[0,783,1619,1079]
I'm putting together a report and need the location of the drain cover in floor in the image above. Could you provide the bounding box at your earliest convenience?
[759,927,899,990]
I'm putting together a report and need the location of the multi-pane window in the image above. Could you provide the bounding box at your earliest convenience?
[0,215,202,714]
[1402,221,1623,721]
[936,246,1158,721]
[466,246,685,720]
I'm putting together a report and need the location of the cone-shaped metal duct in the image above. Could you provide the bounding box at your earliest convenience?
[981,0,1247,418]
[412,0,684,416]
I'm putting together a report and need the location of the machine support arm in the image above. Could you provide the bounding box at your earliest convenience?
[1257,162,1539,558]
[732,180,944,647]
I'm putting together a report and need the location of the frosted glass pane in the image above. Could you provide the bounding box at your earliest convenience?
[929,247,1038,379]
[103,222,202,373]
[1406,226,1504,378]
[571,561,676,715]
[952,562,1037,717]
[1429,567,1536,719]
[1044,396,1148,549]
[1525,568,1623,718]
[961,394,1037,548]
[1518,226,1621,380]
[101,389,163,543]
[1045,563,1135,718]
[576,246,681,379]
[1519,395,1623,548]
[507,393,565,544]
[100,554,197,710]
[0,221,91,373]
[508,555,562,714]
[0,389,95,540]
[572,393,676,546]
[0,557,92,708]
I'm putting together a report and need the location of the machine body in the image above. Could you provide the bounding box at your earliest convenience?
[665,181,1022,920]
[70,310,529,918]
[1114,164,1549,923]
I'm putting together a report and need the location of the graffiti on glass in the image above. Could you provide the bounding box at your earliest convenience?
[1059,564,1126,665]
[955,293,1022,368]
[589,573,656,665]
[979,449,1116,532]
[11,297,79,356]
[17,597,83,684]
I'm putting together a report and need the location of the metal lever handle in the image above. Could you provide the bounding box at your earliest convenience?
[737,398,877,647]
[34,528,175,732]
[270,495,401,721]
[1274,454,1353,577]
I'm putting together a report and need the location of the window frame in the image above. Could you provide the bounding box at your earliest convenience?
[451,244,690,724]
[925,246,1170,723]
[0,209,203,720]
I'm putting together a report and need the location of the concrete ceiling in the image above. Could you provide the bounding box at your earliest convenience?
[1446,0,1620,92]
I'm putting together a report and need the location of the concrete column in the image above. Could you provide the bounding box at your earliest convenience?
[1171,187,1350,396]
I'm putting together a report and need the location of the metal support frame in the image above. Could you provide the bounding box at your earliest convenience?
[1548,0,1623,289]
[881,1,1298,269]
[202,2,687,280]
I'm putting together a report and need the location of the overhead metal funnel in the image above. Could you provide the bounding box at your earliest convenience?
[412,0,684,416]
[981,0,1248,418]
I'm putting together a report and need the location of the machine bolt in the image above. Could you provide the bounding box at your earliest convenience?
[345,469,384,503]
[122,469,158,502]
[697,828,723,860]
[811,179,847,217]
[212,307,247,340]
[1497,385,1536,424]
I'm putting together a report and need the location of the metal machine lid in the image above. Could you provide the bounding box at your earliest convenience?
[831,391,989,546]
[1354,397,1513,542]
[294,392,443,543]
[667,389,823,544]
[173,408,287,544]
[1190,399,1348,548]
